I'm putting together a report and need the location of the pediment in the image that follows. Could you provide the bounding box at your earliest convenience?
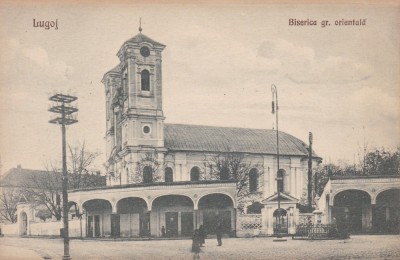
[262,192,298,204]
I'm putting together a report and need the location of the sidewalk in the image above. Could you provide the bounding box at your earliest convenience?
[0,244,44,260]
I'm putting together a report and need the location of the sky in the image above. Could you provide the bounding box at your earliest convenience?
[0,2,399,173]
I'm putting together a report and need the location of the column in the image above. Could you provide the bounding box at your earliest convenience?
[194,210,198,229]
[231,208,237,236]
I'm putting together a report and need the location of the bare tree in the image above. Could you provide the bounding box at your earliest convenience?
[204,152,263,203]
[67,141,101,189]
[0,188,21,223]
[24,162,62,220]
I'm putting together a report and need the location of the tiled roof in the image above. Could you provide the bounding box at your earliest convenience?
[0,168,60,188]
[0,168,106,189]
[123,33,166,48]
[164,123,318,157]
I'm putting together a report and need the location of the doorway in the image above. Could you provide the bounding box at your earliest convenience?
[181,212,194,236]
[87,215,101,237]
[165,212,179,237]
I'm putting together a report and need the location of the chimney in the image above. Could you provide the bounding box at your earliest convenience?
[17,164,22,169]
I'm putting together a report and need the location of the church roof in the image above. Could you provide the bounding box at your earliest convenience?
[123,33,166,48]
[164,123,319,157]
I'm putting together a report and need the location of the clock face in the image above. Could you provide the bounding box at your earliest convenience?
[140,46,150,57]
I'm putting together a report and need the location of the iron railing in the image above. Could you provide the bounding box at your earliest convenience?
[292,224,345,240]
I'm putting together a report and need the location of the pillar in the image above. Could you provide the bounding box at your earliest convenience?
[231,208,237,235]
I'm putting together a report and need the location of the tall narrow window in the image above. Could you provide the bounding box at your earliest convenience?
[277,169,286,193]
[249,168,258,192]
[220,166,229,180]
[190,167,200,181]
[143,166,153,183]
[165,167,173,183]
[123,72,128,97]
[141,70,150,91]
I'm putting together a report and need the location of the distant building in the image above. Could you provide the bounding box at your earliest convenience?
[0,165,105,232]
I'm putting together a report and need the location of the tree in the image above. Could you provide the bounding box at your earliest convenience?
[0,188,21,223]
[24,162,62,220]
[313,147,400,198]
[364,148,400,176]
[68,142,101,189]
[35,206,53,222]
[204,152,263,204]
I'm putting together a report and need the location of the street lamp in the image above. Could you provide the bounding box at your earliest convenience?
[49,93,78,260]
[271,84,286,241]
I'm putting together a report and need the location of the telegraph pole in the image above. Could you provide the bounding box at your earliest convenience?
[307,132,313,212]
[271,84,286,241]
[49,94,78,260]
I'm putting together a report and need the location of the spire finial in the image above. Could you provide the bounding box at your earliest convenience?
[139,17,142,33]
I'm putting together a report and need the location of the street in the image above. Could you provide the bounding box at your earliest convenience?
[0,235,399,260]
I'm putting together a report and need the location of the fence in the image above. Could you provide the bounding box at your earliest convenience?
[236,214,262,237]
[298,213,314,226]
[292,224,338,240]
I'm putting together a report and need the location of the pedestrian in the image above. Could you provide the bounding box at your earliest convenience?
[216,222,223,246]
[192,229,201,260]
[161,226,166,237]
[198,225,206,247]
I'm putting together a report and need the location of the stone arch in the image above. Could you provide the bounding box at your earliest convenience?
[371,188,400,233]
[330,188,373,205]
[198,193,235,235]
[372,187,400,204]
[332,189,372,233]
[197,192,236,210]
[116,197,150,237]
[333,189,371,206]
[82,198,113,213]
[116,197,148,214]
[67,201,83,219]
[149,194,195,211]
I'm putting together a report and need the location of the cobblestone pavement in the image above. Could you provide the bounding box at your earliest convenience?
[0,235,399,260]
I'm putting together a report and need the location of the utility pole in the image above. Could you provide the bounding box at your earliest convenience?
[307,132,313,212]
[271,84,286,241]
[49,94,78,260]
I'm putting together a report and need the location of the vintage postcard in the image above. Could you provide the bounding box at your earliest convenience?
[0,1,399,259]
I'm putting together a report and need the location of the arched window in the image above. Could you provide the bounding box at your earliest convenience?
[141,70,150,91]
[249,168,258,192]
[277,169,286,193]
[190,167,200,181]
[165,167,173,183]
[143,166,152,183]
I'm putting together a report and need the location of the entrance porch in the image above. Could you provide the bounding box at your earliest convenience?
[68,180,237,238]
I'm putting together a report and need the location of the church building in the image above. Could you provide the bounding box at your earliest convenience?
[66,28,321,238]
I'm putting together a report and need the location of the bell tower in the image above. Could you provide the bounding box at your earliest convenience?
[102,26,166,185]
